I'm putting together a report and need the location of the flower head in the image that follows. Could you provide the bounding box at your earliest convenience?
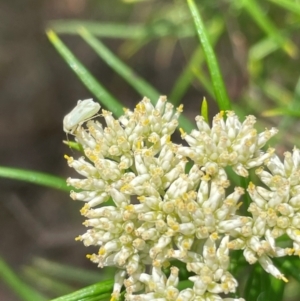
[178,111,277,177]
[65,96,296,300]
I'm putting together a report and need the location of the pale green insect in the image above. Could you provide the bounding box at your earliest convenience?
[63,99,101,134]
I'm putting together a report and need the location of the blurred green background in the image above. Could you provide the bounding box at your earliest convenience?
[1,0,300,300]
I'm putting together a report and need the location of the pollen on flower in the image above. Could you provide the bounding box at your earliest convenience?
[210,232,219,240]
[98,247,106,256]
[64,96,300,301]
[80,204,90,216]
[64,154,70,160]
[179,128,186,137]
[177,104,184,113]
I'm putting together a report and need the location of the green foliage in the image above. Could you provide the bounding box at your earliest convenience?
[0,166,69,192]
[50,280,113,301]
[0,256,47,301]
[2,0,300,300]
[187,0,231,110]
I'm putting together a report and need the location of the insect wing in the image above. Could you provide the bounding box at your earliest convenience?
[63,99,100,133]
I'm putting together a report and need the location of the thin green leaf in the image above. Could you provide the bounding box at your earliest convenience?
[31,258,109,284]
[50,280,113,301]
[82,294,111,301]
[119,35,152,58]
[48,21,145,39]
[260,79,292,106]
[241,0,298,58]
[267,277,285,301]
[170,18,224,105]
[201,97,209,123]
[77,27,194,132]
[23,266,73,297]
[79,27,159,101]
[63,140,84,152]
[170,47,204,104]
[0,166,69,192]
[46,30,123,116]
[262,107,300,117]
[0,256,47,301]
[48,29,194,132]
[249,22,300,61]
[192,67,214,98]
[268,0,300,16]
[249,36,280,62]
[48,20,194,39]
[187,0,231,111]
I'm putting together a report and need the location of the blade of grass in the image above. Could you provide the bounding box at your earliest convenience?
[46,30,123,116]
[170,18,224,105]
[241,0,298,58]
[262,107,300,117]
[249,22,300,61]
[48,21,145,39]
[23,266,73,297]
[170,46,204,104]
[31,258,110,284]
[78,27,195,132]
[249,36,280,62]
[48,20,194,39]
[50,280,113,301]
[79,27,159,101]
[260,79,292,106]
[268,0,300,16]
[53,293,111,301]
[200,97,209,123]
[187,0,231,111]
[0,166,69,192]
[192,67,215,98]
[267,277,285,301]
[0,256,47,301]
[119,36,152,58]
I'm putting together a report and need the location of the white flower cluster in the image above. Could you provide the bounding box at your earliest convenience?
[64,96,299,301]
